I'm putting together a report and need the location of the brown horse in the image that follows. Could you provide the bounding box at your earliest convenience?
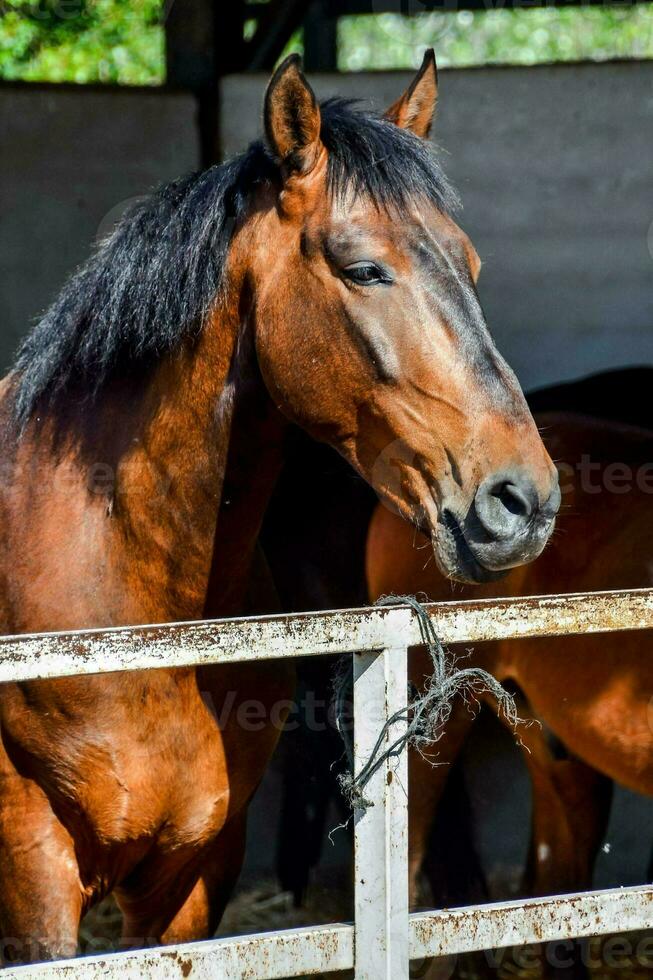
[366,411,653,905]
[267,366,652,906]
[0,53,558,963]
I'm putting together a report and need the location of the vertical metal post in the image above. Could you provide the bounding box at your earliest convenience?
[353,644,409,980]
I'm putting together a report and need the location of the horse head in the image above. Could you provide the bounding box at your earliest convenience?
[246,53,559,583]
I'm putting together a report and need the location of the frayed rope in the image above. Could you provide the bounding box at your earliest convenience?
[333,593,523,812]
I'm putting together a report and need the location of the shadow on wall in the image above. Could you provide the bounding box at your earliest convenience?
[0,86,200,372]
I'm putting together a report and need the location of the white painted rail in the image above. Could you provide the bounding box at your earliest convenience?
[0,587,651,684]
[1,589,652,978]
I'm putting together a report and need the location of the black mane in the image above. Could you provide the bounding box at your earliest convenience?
[13,99,458,425]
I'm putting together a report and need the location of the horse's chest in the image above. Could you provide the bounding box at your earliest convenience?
[93,697,231,850]
[2,672,231,852]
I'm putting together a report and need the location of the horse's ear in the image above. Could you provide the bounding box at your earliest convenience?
[384,49,438,139]
[265,55,323,175]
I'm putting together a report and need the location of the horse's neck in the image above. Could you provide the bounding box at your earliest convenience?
[1,307,285,632]
[203,335,288,619]
[111,323,238,622]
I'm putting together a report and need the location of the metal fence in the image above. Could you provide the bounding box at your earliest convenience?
[2,588,653,979]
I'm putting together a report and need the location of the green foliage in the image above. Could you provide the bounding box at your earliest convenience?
[0,0,164,84]
[1,0,652,86]
[338,7,653,70]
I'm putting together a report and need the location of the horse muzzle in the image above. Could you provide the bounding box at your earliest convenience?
[434,468,560,584]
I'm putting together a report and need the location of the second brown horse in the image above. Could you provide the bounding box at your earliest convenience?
[367,411,653,903]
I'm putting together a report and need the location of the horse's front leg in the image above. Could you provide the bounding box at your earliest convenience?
[519,719,613,980]
[0,748,84,965]
[407,648,478,909]
[115,811,248,948]
[161,812,248,944]
[524,753,613,897]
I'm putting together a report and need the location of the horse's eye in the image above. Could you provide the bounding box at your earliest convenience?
[343,262,389,286]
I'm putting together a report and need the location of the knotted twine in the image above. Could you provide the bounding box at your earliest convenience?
[333,594,521,812]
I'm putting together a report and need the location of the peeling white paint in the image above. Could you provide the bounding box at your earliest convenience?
[4,888,653,978]
[0,588,652,685]
[411,885,653,959]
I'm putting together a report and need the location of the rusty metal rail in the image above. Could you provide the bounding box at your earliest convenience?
[4,888,653,979]
[1,589,652,979]
[0,587,651,684]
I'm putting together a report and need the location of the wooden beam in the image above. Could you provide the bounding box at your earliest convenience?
[335,0,651,11]
[245,0,313,70]
[165,0,248,163]
[304,0,338,71]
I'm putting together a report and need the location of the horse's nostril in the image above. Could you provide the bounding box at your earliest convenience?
[493,481,532,520]
[474,472,538,541]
